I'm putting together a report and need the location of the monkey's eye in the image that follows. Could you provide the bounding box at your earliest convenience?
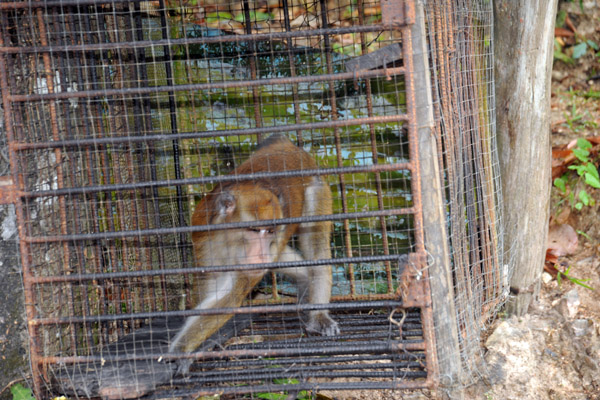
[247,227,275,235]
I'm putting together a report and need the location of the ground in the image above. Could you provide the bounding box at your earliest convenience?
[462,2,600,399]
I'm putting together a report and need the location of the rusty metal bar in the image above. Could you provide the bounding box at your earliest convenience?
[11,114,408,150]
[381,0,415,27]
[182,369,426,383]
[52,6,95,350]
[22,207,416,243]
[356,0,394,295]
[94,7,128,337]
[188,365,425,382]
[242,0,264,143]
[0,25,388,53]
[31,253,406,283]
[190,352,424,369]
[281,0,303,146]
[400,0,439,387]
[31,300,406,325]
[183,380,430,398]
[318,0,356,296]
[7,66,406,102]
[43,340,423,363]
[35,3,81,370]
[0,0,146,8]
[18,162,412,199]
[0,15,46,397]
[155,0,190,291]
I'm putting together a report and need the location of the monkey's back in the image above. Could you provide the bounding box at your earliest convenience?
[231,135,320,219]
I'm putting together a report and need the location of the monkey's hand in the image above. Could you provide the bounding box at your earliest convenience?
[306,311,340,336]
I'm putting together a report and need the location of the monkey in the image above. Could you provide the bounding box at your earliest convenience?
[169,134,339,370]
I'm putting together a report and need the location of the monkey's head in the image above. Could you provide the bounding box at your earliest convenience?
[193,184,283,267]
[214,184,282,225]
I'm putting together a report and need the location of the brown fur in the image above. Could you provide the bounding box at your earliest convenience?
[170,135,339,367]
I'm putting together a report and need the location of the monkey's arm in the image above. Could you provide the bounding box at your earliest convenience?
[297,178,339,336]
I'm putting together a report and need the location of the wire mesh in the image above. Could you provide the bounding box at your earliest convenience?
[0,0,505,397]
[423,0,507,388]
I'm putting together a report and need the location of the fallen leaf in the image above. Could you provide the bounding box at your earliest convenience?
[555,27,574,37]
[547,223,578,257]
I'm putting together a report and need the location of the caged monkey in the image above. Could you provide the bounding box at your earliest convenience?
[169,134,339,370]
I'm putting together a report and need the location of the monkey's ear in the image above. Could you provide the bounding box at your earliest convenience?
[215,191,236,216]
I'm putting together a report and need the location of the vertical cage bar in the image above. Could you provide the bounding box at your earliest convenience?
[0,11,45,397]
[130,1,161,312]
[35,6,80,352]
[356,0,394,294]
[318,0,356,296]
[400,0,441,388]
[52,6,96,351]
[243,0,264,142]
[281,0,304,147]
[157,0,190,282]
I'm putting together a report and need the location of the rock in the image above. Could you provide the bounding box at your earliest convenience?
[556,289,580,319]
[544,348,559,359]
[542,272,553,284]
[572,319,590,337]
[552,69,568,82]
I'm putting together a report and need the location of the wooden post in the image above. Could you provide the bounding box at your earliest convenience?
[494,0,558,315]
[411,2,464,396]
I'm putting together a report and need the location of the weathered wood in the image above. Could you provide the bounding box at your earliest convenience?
[494,0,558,315]
[345,43,403,72]
[411,2,463,397]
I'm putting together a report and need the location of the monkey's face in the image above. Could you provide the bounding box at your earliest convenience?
[240,226,277,265]
[204,185,283,271]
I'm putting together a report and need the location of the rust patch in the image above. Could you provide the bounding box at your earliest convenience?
[381,0,415,27]
[398,252,430,307]
[0,176,16,204]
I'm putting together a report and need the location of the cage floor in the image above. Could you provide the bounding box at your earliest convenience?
[51,309,427,399]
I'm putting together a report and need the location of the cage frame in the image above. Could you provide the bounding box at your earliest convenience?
[0,0,498,397]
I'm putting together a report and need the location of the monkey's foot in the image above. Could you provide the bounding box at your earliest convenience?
[306,312,340,336]
[174,358,193,376]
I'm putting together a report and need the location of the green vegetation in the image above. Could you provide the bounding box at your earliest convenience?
[554,9,599,65]
[10,384,35,400]
[556,264,593,290]
[554,138,600,211]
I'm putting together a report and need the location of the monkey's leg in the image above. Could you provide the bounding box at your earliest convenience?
[169,271,265,374]
[297,178,340,336]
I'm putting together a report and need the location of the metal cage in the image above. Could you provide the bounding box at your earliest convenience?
[0,0,503,398]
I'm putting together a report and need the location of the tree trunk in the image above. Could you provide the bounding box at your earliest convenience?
[494,0,558,315]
